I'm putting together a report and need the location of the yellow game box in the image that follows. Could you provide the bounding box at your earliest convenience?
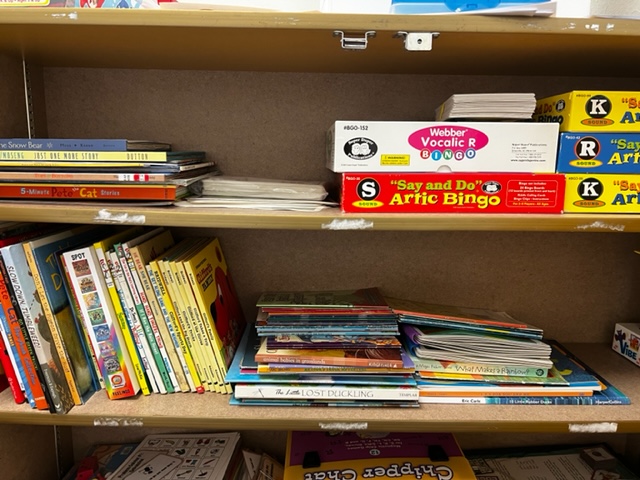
[564,174,640,212]
[534,91,640,132]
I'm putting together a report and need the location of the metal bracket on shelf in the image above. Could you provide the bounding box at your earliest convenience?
[394,31,440,51]
[333,30,376,50]
[22,58,36,139]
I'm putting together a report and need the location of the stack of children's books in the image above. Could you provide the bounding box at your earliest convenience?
[0,223,246,413]
[389,298,630,405]
[226,287,419,407]
[0,138,216,203]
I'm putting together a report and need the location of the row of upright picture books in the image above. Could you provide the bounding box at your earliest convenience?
[0,221,246,413]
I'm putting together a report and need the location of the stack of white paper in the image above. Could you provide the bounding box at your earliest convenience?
[435,92,537,121]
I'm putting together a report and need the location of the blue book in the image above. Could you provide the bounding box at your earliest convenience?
[0,138,170,152]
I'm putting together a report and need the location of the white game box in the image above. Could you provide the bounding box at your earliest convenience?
[327,121,559,173]
[612,323,640,368]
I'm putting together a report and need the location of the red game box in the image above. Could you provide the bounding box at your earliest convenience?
[340,173,565,214]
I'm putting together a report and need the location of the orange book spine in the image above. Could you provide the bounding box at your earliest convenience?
[0,183,179,201]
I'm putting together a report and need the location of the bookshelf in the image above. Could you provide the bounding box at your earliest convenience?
[2,8,640,477]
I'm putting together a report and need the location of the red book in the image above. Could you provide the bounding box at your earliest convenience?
[0,183,186,201]
[0,333,24,403]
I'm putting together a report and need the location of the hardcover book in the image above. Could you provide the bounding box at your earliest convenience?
[0,138,171,152]
[256,338,405,369]
[92,227,150,396]
[61,243,141,400]
[284,431,475,480]
[127,227,192,393]
[115,229,177,393]
[23,225,113,407]
[182,237,246,393]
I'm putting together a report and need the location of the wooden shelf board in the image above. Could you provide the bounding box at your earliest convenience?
[0,344,637,432]
[0,202,637,232]
[0,10,639,74]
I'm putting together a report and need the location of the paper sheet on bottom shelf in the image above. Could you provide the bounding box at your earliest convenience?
[110,432,242,480]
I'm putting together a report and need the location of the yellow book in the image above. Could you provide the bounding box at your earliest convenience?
[156,240,216,392]
[169,238,224,393]
[128,228,191,393]
[183,237,246,395]
[147,257,203,394]
[93,227,150,396]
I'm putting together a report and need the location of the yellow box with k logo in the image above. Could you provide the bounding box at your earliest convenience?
[564,174,640,212]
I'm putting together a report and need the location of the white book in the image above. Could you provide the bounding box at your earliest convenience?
[61,246,140,399]
[233,384,419,401]
[119,228,181,392]
[435,92,537,121]
[108,249,164,394]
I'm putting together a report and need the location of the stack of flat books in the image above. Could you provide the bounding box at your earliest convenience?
[0,138,216,203]
[435,92,537,121]
[389,298,629,405]
[226,287,419,407]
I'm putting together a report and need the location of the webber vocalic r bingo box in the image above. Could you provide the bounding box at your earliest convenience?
[327,121,559,173]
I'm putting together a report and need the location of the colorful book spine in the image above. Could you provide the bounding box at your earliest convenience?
[61,247,140,400]
[0,171,180,183]
[412,356,549,378]
[147,259,203,393]
[93,228,150,396]
[183,238,246,394]
[116,238,177,393]
[0,247,56,411]
[155,249,215,392]
[128,229,192,393]
[0,183,180,201]
[108,250,163,394]
[115,243,174,393]
[0,139,130,151]
[0,151,174,161]
[57,256,104,393]
[0,295,27,404]
[22,227,106,407]
[234,384,420,401]
[170,245,223,393]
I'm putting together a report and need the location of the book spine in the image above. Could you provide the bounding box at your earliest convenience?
[0,171,171,183]
[233,384,420,401]
[157,258,214,392]
[172,258,224,393]
[0,252,52,410]
[120,243,178,393]
[0,184,177,201]
[183,260,232,394]
[148,261,201,393]
[0,139,129,151]
[108,250,163,394]
[418,396,630,405]
[129,245,189,393]
[254,353,404,369]
[23,242,82,406]
[61,248,139,400]
[95,243,150,396]
[0,151,169,161]
[0,304,26,404]
[412,357,549,378]
[57,254,105,393]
